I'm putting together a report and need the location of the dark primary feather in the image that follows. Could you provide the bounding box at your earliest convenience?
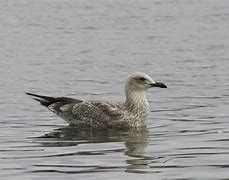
[25,92,82,107]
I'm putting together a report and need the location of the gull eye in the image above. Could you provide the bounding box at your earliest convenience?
[139,77,146,81]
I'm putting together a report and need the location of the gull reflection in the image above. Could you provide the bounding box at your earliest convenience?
[36,125,151,172]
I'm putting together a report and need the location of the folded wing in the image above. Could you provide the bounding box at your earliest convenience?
[26,93,125,127]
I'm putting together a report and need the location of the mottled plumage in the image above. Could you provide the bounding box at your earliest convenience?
[26,72,167,128]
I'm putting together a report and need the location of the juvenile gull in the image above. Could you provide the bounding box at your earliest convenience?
[26,72,167,128]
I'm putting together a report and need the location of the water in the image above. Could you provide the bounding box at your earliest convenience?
[1,0,229,179]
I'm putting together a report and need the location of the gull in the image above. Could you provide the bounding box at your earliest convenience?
[26,72,167,128]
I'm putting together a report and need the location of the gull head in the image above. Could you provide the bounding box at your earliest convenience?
[125,72,167,92]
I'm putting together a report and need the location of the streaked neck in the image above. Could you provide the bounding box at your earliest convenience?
[125,88,149,111]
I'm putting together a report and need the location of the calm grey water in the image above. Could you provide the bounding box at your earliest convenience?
[1,0,229,179]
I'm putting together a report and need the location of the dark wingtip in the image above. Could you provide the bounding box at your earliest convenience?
[25,92,52,107]
[25,92,38,96]
[25,92,49,99]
